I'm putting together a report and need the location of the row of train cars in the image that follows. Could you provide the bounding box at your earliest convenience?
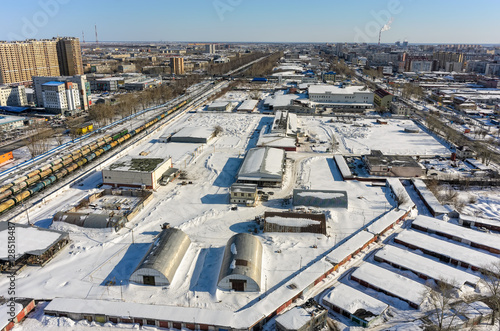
[0,100,188,215]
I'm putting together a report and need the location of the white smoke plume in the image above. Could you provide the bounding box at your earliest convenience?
[381,17,394,32]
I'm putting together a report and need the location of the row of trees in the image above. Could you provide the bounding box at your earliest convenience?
[207,52,265,76]
[243,51,284,77]
[88,75,202,127]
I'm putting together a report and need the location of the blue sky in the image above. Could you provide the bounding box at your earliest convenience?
[0,0,499,44]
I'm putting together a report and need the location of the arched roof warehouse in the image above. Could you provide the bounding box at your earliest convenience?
[218,233,263,292]
[130,228,191,286]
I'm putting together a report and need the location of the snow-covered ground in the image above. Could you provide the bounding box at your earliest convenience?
[2,108,500,331]
[301,118,450,155]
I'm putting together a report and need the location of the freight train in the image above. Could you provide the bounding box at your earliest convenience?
[0,99,189,215]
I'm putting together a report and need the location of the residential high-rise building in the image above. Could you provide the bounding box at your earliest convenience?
[205,44,216,54]
[170,57,185,75]
[55,37,84,76]
[0,39,60,84]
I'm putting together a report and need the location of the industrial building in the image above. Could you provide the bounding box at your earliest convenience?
[0,115,25,131]
[170,127,215,144]
[236,99,258,112]
[52,189,153,231]
[308,85,373,110]
[293,189,348,208]
[52,212,127,231]
[275,301,327,331]
[363,150,423,177]
[263,211,326,235]
[373,89,393,109]
[102,156,173,190]
[236,147,285,187]
[322,284,388,327]
[230,183,258,205]
[41,81,81,115]
[33,75,90,110]
[130,228,191,286]
[218,233,263,292]
[207,101,232,111]
[0,222,69,273]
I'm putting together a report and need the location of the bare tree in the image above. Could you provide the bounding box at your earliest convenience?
[424,280,462,331]
[481,262,500,328]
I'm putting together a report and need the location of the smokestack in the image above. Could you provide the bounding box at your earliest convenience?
[379,17,394,45]
[95,24,99,47]
[378,30,382,46]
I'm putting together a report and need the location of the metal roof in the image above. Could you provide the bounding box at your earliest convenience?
[52,212,127,230]
[218,233,263,290]
[42,81,64,86]
[132,228,191,285]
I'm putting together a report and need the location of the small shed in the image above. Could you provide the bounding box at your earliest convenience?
[217,233,263,292]
[130,228,191,286]
[293,189,348,208]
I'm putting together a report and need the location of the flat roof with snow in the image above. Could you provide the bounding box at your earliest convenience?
[351,263,427,307]
[308,85,372,95]
[412,215,500,252]
[237,99,258,111]
[171,127,215,141]
[411,179,449,216]
[395,230,500,269]
[0,222,68,261]
[326,230,374,264]
[323,283,388,321]
[375,245,480,287]
[293,189,348,208]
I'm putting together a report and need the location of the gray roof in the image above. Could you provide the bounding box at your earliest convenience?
[237,147,285,182]
[218,233,263,290]
[52,212,127,230]
[133,228,191,285]
[293,189,348,208]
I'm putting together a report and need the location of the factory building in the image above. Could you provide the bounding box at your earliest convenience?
[293,189,348,208]
[236,147,285,187]
[102,156,173,190]
[218,233,263,292]
[363,150,423,177]
[170,127,215,144]
[308,85,373,110]
[130,228,191,286]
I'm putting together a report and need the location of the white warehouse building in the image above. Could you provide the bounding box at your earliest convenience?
[308,85,373,109]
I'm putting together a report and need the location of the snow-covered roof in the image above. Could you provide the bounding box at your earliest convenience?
[237,99,258,111]
[173,126,215,140]
[326,230,374,264]
[266,216,320,228]
[0,302,22,330]
[386,178,413,211]
[106,156,169,173]
[367,209,406,235]
[334,155,352,179]
[308,84,372,95]
[459,214,500,228]
[411,179,449,216]
[351,263,427,307]
[237,147,285,182]
[275,307,313,330]
[323,283,388,320]
[0,115,25,125]
[263,94,299,108]
[375,245,480,287]
[293,189,348,208]
[412,215,500,252]
[257,134,296,149]
[0,222,68,260]
[395,230,500,268]
[207,101,230,109]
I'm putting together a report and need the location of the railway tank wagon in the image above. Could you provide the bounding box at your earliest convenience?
[0,97,193,215]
